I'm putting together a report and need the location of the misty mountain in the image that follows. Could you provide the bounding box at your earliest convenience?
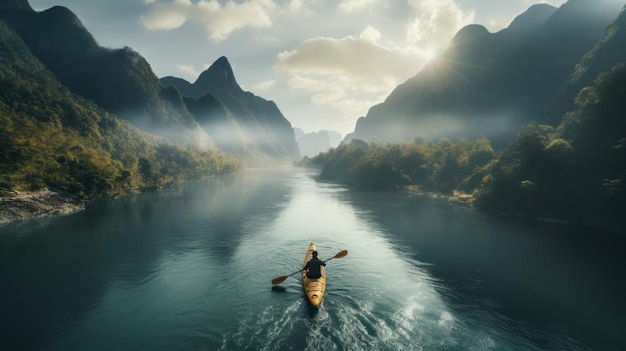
[294,128,343,158]
[182,93,248,155]
[0,19,240,198]
[304,6,626,229]
[351,0,624,147]
[161,57,300,162]
[0,0,211,148]
[474,10,626,229]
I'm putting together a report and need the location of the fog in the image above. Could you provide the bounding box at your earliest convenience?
[350,109,526,148]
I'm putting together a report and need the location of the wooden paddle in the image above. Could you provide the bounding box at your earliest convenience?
[271,249,348,285]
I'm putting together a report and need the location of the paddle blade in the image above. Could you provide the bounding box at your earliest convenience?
[271,275,289,285]
[333,249,348,259]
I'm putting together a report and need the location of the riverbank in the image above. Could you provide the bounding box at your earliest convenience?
[0,188,85,225]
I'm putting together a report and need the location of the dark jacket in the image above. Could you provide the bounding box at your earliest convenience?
[303,258,326,278]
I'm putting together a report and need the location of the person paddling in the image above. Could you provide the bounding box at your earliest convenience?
[303,250,326,279]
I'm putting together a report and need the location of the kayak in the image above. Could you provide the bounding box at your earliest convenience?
[302,242,326,308]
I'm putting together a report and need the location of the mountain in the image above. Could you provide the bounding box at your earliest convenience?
[549,2,626,117]
[182,94,248,155]
[161,57,300,162]
[0,1,211,148]
[294,128,343,158]
[350,0,624,147]
[0,19,240,200]
[301,3,626,230]
[475,65,626,229]
[0,0,32,12]
[469,7,626,229]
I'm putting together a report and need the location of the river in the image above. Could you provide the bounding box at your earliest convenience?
[0,167,624,350]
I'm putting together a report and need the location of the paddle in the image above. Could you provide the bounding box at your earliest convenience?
[271,249,348,285]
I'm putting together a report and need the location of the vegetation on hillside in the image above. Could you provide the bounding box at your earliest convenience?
[0,21,241,199]
[476,64,626,228]
[302,64,626,230]
[301,137,495,193]
[0,5,210,147]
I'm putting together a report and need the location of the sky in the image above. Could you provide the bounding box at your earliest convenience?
[29,0,567,136]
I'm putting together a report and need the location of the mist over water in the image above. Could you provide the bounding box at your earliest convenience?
[0,167,623,350]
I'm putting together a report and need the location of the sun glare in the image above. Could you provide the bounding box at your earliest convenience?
[424,49,436,61]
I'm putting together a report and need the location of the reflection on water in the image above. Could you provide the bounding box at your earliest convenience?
[0,167,624,350]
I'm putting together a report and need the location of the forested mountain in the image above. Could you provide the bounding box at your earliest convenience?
[0,0,211,148]
[0,20,240,198]
[474,7,626,229]
[351,0,624,146]
[1,0,301,165]
[305,3,626,230]
[548,3,626,117]
[161,57,300,163]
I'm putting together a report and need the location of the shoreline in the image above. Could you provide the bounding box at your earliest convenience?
[0,188,85,225]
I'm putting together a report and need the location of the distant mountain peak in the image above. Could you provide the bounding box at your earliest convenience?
[507,3,556,33]
[213,56,231,69]
[449,24,490,47]
[0,0,34,12]
[545,0,624,30]
[195,56,240,93]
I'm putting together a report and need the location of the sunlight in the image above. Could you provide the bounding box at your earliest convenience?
[424,49,436,61]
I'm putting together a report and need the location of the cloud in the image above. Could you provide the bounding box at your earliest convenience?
[406,0,475,53]
[275,26,426,120]
[276,26,421,87]
[176,63,211,80]
[253,80,276,91]
[141,0,276,42]
[140,0,191,30]
[338,0,380,12]
[285,0,309,14]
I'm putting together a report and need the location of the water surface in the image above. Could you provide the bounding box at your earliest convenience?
[0,167,623,350]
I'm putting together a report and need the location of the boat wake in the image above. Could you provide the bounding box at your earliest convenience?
[217,289,483,351]
[218,298,305,351]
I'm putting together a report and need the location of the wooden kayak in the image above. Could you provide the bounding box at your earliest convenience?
[302,242,326,308]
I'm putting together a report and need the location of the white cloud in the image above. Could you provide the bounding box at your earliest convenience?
[285,0,308,14]
[253,80,277,91]
[140,0,191,30]
[141,0,276,42]
[275,26,426,120]
[406,0,475,53]
[276,27,422,87]
[176,63,211,80]
[339,0,380,12]
[359,25,381,42]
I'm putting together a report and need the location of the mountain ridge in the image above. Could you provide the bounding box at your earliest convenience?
[1,0,300,163]
[161,57,300,162]
[0,2,211,148]
[0,18,241,206]
[0,0,33,12]
[505,4,556,34]
[350,0,624,146]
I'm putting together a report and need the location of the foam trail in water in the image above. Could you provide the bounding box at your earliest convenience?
[218,299,304,350]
